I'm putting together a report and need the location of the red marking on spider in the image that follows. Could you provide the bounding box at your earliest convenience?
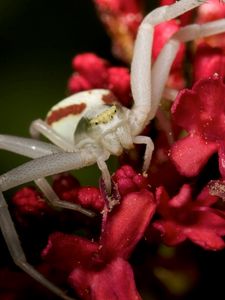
[46,103,86,125]
[102,92,118,104]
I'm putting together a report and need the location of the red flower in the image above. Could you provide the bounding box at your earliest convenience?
[12,187,49,216]
[42,166,156,299]
[112,165,149,196]
[68,53,132,107]
[170,76,225,177]
[152,184,225,250]
[193,43,225,82]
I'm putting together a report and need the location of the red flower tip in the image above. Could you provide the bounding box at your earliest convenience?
[107,67,131,107]
[77,187,105,212]
[112,165,149,196]
[12,187,49,216]
[72,53,108,88]
[68,74,92,94]
[68,53,132,106]
[52,173,80,199]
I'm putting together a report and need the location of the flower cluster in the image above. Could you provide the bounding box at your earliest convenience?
[2,1,225,300]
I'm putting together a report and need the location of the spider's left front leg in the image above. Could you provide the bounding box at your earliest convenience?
[130,0,207,136]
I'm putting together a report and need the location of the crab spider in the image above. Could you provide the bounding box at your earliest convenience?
[0,0,225,299]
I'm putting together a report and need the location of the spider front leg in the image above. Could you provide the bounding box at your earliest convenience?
[0,134,92,215]
[130,0,207,136]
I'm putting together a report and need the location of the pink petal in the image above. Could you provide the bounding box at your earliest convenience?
[69,257,142,300]
[100,189,156,259]
[185,227,225,250]
[42,232,100,274]
[171,134,217,177]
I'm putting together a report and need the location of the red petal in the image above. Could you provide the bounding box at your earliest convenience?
[52,173,80,199]
[185,227,225,250]
[12,187,49,216]
[100,189,156,259]
[112,165,148,196]
[72,53,108,88]
[77,187,105,211]
[69,257,142,300]
[153,20,185,71]
[193,44,225,82]
[169,184,192,208]
[155,186,170,217]
[171,134,217,177]
[153,220,186,246]
[197,184,218,206]
[42,232,100,274]
[68,74,92,94]
[107,67,132,107]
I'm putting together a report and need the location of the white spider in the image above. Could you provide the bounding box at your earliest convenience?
[0,0,225,299]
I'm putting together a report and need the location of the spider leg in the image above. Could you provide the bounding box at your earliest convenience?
[150,18,225,120]
[0,134,93,215]
[30,119,75,151]
[130,0,207,136]
[0,192,76,300]
[96,151,111,193]
[0,134,61,158]
[133,136,154,173]
[0,149,99,298]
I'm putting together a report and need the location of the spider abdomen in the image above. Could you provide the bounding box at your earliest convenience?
[46,89,118,144]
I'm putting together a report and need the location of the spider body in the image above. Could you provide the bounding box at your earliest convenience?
[0,1,225,300]
[45,89,132,155]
